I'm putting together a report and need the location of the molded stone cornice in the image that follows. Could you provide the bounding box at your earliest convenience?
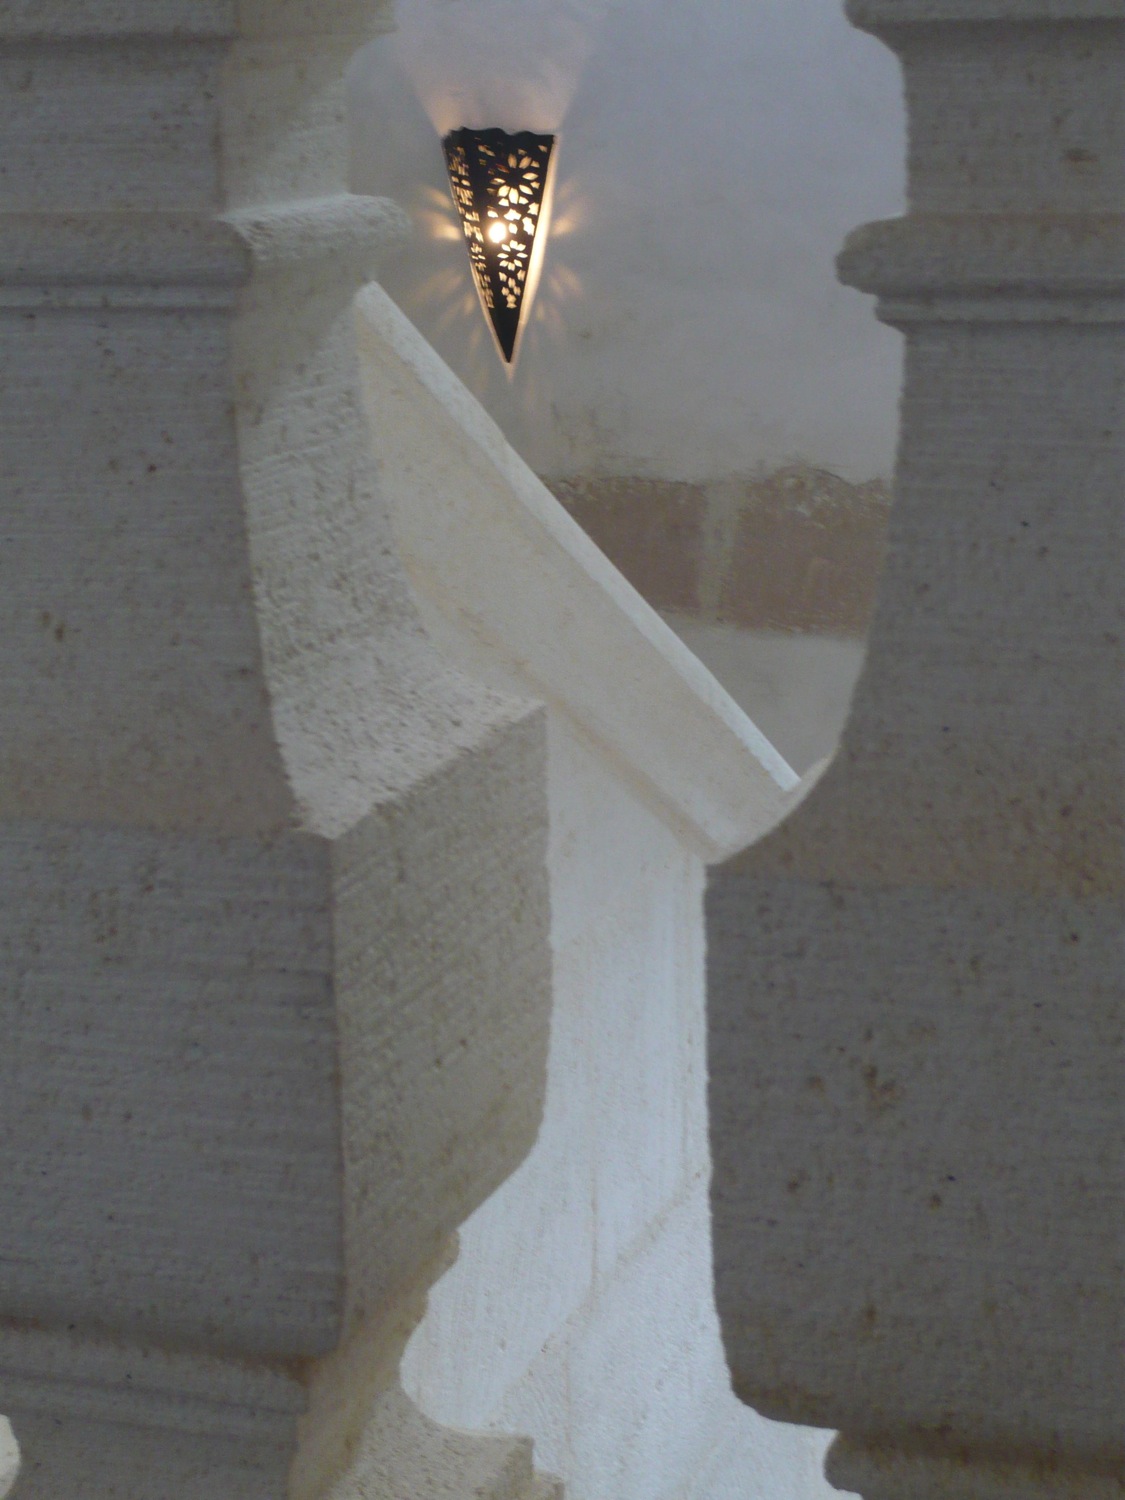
[235,0,395,38]
[225,194,411,272]
[0,0,395,40]
[826,1436,1125,1500]
[847,0,1125,24]
[839,214,1125,297]
[0,213,249,307]
[0,1323,305,1440]
[0,199,410,308]
[838,213,1125,321]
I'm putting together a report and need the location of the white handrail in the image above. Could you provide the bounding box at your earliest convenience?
[357,285,799,861]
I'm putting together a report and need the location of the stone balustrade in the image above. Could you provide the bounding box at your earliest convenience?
[0,1,559,1492]
[7,0,1115,1493]
[0,2,804,1495]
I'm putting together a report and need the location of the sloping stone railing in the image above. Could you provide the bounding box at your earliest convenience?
[358,287,812,1498]
[0,1,562,1493]
[357,287,797,862]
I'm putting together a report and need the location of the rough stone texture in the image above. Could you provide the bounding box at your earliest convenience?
[543,468,882,776]
[707,4,1124,1499]
[0,2,236,37]
[0,1,560,1493]
[0,2,807,1495]
[549,470,891,637]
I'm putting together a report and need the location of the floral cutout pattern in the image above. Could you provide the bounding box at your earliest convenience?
[442,128,555,363]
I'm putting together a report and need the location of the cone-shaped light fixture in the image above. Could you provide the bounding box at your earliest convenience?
[442,127,555,364]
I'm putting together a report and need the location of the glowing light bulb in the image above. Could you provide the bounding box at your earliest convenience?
[488,221,508,243]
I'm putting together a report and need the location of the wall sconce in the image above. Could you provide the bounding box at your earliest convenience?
[442,127,556,364]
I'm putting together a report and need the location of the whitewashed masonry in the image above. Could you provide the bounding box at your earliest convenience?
[359,288,844,1500]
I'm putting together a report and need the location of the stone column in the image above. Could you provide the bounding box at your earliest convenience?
[707,5,1123,1500]
[0,2,553,1494]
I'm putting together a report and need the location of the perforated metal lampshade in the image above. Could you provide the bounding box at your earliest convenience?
[442,127,555,363]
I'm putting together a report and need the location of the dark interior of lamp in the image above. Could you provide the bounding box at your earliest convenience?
[442,127,555,363]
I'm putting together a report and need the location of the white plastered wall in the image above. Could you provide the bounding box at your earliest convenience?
[349,0,905,484]
[402,718,839,1500]
[349,0,898,803]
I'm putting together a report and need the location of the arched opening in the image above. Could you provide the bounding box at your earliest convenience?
[346,1,903,1494]
[350,0,904,776]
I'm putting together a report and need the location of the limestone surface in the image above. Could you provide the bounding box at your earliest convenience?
[707,6,1125,1498]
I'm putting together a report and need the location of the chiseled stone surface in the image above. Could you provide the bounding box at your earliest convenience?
[0,2,797,1495]
[708,3,1124,1498]
[0,0,558,1493]
[355,247,824,1500]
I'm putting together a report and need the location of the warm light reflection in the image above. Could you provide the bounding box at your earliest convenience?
[488,222,508,243]
[398,161,588,402]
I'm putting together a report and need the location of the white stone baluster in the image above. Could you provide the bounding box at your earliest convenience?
[0,1,556,1492]
[707,4,1123,1499]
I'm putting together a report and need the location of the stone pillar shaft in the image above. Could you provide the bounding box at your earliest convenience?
[707,5,1123,1498]
[0,2,554,1493]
